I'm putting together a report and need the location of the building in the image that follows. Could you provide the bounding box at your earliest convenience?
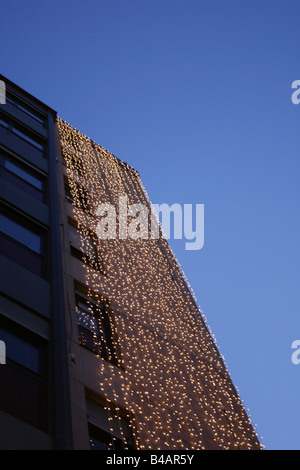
[0,75,261,450]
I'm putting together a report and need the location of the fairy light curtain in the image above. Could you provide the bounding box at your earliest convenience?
[57,117,261,451]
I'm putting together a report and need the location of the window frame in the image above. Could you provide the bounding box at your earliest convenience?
[0,148,46,202]
[74,287,121,368]
[0,315,49,431]
[68,218,104,274]
[61,148,84,177]
[64,177,90,213]
[89,423,130,450]
[5,91,46,127]
[86,394,136,450]
[0,112,46,154]
[0,205,47,278]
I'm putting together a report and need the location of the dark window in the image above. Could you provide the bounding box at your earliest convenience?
[89,424,128,450]
[0,114,45,152]
[6,92,46,126]
[76,297,100,355]
[76,294,119,367]
[0,328,40,373]
[68,154,84,176]
[69,221,103,272]
[65,179,90,212]
[0,151,45,202]
[4,160,43,190]
[0,213,41,253]
[0,209,45,277]
[0,317,48,431]
[64,181,74,204]
[61,131,74,146]
[87,398,135,450]
[62,149,84,177]
[12,128,44,151]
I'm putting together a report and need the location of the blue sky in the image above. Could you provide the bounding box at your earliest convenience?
[1,0,300,450]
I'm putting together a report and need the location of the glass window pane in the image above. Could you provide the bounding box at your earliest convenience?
[85,236,97,257]
[0,327,40,373]
[3,170,44,202]
[0,363,43,429]
[0,232,42,276]
[65,183,74,203]
[12,128,44,151]
[69,224,97,258]
[77,299,92,314]
[6,95,45,125]
[0,115,44,151]
[76,307,98,334]
[90,436,109,450]
[0,213,41,253]
[4,160,43,190]
[69,223,82,248]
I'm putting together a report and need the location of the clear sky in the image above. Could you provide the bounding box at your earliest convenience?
[1,0,300,450]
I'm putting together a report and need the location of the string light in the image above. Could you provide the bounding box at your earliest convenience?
[57,117,263,451]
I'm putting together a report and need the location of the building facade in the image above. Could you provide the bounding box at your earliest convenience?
[0,75,72,449]
[0,76,261,450]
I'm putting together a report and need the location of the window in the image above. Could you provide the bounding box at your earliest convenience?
[0,213,41,253]
[69,221,103,272]
[0,150,45,202]
[12,128,44,151]
[87,397,135,450]
[89,424,130,450]
[6,92,46,126]
[75,291,120,367]
[0,209,45,276]
[65,178,90,212]
[62,148,84,177]
[64,180,74,204]
[0,114,45,153]
[0,316,48,430]
[0,327,40,373]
